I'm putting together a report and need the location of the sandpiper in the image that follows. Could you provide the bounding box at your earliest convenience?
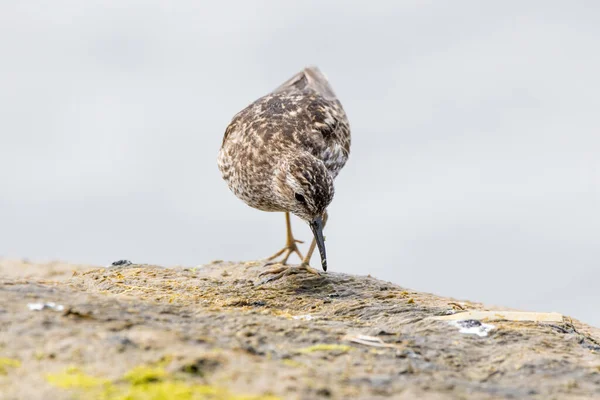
[218,67,351,281]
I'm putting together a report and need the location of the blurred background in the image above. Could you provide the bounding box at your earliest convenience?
[1,2,598,325]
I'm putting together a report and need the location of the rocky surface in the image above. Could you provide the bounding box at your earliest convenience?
[1,258,599,399]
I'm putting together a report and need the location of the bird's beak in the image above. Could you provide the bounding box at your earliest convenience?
[309,215,327,271]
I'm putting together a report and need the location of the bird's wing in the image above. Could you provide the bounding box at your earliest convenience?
[272,66,338,101]
[275,67,351,176]
[271,67,351,177]
[222,67,351,178]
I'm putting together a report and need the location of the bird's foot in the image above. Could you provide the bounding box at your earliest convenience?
[262,239,304,267]
[257,262,321,284]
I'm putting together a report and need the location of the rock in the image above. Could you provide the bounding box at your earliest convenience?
[0,259,599,399]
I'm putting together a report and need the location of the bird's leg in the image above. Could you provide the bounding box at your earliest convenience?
[263,212,304,266]
[258,211,328,284]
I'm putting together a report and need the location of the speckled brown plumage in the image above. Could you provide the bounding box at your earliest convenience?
[218,67,351,273]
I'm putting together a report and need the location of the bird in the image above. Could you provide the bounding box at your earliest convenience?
[217,66,351,282]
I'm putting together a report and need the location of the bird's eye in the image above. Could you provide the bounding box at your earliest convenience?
[294,193,306,203]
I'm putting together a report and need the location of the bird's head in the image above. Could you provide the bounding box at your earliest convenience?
[274,153,334,270]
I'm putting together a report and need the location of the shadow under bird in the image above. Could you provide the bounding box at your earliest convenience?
[217,67,351,282]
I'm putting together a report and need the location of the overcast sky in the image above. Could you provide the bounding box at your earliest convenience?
[1,1,599,326]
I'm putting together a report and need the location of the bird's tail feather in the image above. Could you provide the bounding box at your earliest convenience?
[273,66,337,100]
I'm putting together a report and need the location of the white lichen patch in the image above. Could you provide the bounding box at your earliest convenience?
[449,320,495,337]
[292,314,314,321]
[27,302,64,312]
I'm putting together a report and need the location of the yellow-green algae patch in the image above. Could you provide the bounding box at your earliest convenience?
[281,359,304,368]
[0,358,21,375]
[124,365,169,385]
[46,366,110,389]
[296,344,352,354]
[47,363,279,400]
